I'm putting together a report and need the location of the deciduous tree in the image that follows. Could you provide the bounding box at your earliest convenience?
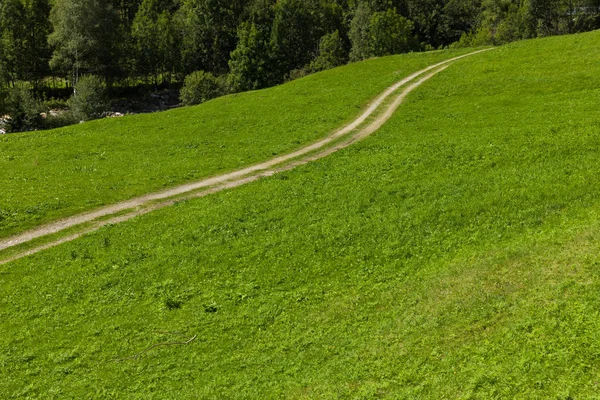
[131,0,178,84]
[48,0,122,89]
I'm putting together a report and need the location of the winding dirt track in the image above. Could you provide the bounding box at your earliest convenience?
[0,49,491,265]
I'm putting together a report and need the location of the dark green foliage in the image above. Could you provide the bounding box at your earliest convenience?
[48,0,122,87]
[176,0,246,75]
[0,0,52,87]
[165,298,183,310]
[350,5,417,61]
[529,0,562,36]
[370,8,417,56]
[42,111,79,130]
[0,0,29,84]
[0,40,6,88]
[68,75,109,121]
[179,71,228,106]
[270,0,344,78]
[453,0,530,47]
[228,22,273,91]
[131,0,178,83]
[1,0,600,133]
[309,30,347,72]
[405,0,450,48]
[3,87,43,133]
[349,2,373,61]
[27,0,53,88]
[0,89,6,118]
[0,74,6,116]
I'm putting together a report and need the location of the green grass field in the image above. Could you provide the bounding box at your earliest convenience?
[3,31,600,398]
[0,49,472,239]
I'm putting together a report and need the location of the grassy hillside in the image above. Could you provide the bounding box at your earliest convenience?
[3,30,600,398]
[0,49,471,239]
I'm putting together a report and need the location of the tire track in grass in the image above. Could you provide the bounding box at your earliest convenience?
[0,49,492,265]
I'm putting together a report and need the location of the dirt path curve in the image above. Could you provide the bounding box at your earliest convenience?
[0,49,491,265]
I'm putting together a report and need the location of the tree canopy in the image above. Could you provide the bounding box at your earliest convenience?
[0,0,599,93]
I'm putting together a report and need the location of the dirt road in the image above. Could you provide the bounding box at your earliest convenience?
[0,49,491,265]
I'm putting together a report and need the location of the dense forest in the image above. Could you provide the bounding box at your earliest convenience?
[1,0,599,132]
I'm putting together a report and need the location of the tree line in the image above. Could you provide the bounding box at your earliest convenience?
[1,0,599,116]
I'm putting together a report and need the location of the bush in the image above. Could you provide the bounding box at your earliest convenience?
[43,111,78,130]
[4,87,43,133]
[42,97,68,111]
[451,28,493,48]
[68,75,109,121]
[180,71,229,106]
[285,68,309,82]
